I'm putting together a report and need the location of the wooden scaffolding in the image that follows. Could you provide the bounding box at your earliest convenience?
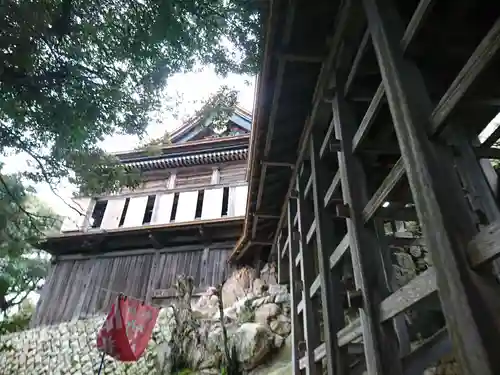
[241,0,500,374]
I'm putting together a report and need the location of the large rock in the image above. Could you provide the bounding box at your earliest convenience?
[192,289,220,319]
[230,323,274,370]
[254,303,280,325]
[260,263,278,285]
[221,267,257,308]
[269,315,291,337]
[250,335,292,375]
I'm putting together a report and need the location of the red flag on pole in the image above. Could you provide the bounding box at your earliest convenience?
[96,296,160,362]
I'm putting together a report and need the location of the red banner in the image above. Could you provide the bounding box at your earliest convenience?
[96,296,159,361]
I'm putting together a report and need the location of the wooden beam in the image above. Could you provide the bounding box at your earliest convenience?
[431,17,500,135]
[254,212,281,220]
[56,241,235,261]
[364,0,500,373]
[146,250,161,303]
[310,132,350,375]
[345,30,371,95]
[363,158,405,222]
[379,267,437,322]
[351,328,451,375]
[287,200,302,375]
[320,118,337,158]
[451,130,500,275]
[333,88,404,375]
[468,220,500,267]
[400,0,435,49]
[271,0,362,253]
[295,177,322,375]
[261,161,295,168]
[324,170,341,207]
[352,84,385,152]
[263,0,297,157]
[352,0,434,152]
[310,233,351,298]
[152,287,205,299]
[475,146,500,159]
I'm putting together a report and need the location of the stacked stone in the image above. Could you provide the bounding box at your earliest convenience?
[0,266,461,375]
[0,311,172,375]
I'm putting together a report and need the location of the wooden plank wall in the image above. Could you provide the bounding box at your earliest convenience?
[271,0,500,374]
[32,246,234,327]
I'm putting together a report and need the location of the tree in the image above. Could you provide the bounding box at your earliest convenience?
[137,84,240,152]
[0,171,60,316]
[1,0,261,198]
[0,300,36,335]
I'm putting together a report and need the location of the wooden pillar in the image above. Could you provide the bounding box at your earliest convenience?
[309,131,349,375]
[146,250,161,303]
[363,0,500,373]
[332,91,403,375]
[287,200,302,375]
[296,172,323,375]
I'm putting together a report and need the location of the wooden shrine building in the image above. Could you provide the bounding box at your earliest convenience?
[230,1,500,375]
[34,107,252,326]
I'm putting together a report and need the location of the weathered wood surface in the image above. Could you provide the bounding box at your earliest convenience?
[32,247,234,327]
[468,220,500,267]
[364,0,500,373]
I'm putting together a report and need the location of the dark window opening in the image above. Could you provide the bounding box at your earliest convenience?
[91,200,108,228]
[195,190,205,219]
[142,195,156,224]
[170,193,179,222]
[118,198,130,227]
[221,187,229,216]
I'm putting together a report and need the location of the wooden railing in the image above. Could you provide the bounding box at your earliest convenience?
[59,184,248,233]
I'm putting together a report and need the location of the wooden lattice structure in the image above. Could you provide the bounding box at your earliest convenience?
[232,0,500,374]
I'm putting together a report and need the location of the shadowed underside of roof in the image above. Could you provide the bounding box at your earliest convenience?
[230,0,340,263]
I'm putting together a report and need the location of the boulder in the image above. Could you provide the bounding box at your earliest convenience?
[249,335,292,375]
[254,303,280,325]
[221,267,257,308]
[260,263,278,285]
[252,278,267,296]
[231,323,274,370]
[269,315,291,337]
[192,292,219,319]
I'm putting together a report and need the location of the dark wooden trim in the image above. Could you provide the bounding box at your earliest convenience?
[379,268,437,322]
[362,158,405,222]
[296,174,323,375]
[332,88,403,375]
[352,0,434,152]
[270,0,360,252]
[152,287,206,299]
[352,84,385,152]
[345,29,371,95]
[309,132,348,375]
[364,0,500,373]
[431,17,500,135]
[56,241,235,261]
[324,171,341,207]
[320,118,337,159]
[287,199,302,375]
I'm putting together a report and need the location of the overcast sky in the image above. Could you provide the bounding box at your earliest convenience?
[2,67,256,217]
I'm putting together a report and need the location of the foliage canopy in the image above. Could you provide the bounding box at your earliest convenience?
[0,171,60,316]
[1,0,260,196]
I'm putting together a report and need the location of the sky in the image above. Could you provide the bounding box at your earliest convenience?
[4,64,499,220]
[2,67,256,218]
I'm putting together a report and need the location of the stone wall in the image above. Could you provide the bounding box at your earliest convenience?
[0,314,161,375]
[0,268,292,375]
[0,266,460,375]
